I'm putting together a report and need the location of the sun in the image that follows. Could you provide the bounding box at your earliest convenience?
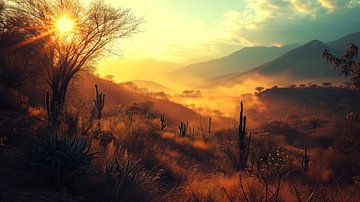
[56,16,75,34]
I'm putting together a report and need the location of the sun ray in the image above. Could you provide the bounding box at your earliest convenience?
[3,29,55,53]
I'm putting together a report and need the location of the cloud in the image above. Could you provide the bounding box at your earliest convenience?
[218,0,360,47]
[100,0,360,65]
[318,0,336,11]
[347,0,360,8]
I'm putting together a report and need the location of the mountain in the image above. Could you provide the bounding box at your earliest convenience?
[251,40,341,78]
[207,32,360,87]
[172,44,299,79]
[326,32,360,51]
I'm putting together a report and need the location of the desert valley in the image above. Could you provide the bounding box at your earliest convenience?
[1,0,360,201]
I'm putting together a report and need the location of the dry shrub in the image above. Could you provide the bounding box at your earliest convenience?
[306,149,334,183]
[314,184,360,202]
[28,106,46,118]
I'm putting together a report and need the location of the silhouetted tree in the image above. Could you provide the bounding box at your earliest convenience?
[322,82,332,88]
[0,3,45,109]
[0,26,42,90]
[323,43,360,88]
[104,75,114,82]
[255,86,264,94]
[5,0,142,125]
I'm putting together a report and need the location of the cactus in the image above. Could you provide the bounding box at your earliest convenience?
[178,121,188,137]
[160,113,166,131]
[45,91,50,122]
[208,117,212,134]
[238,102,251,171]
[45,91,59,127]
[94,84,105,120]
[301,146,311,172]
[311,119,319,131]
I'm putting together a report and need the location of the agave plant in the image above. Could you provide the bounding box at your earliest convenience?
[27,132,96,185]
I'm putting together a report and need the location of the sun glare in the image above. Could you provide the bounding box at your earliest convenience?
[56,16,74,34]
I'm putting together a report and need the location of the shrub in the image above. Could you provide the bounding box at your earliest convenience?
[97,158,163,202]
[27,132,96,186]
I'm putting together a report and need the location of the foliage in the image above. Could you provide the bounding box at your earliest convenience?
[98,158,163,202]
[255,86,265,94]
[323,43,360,88]
[251,145,291,202]
[27,132,96,185]
[4,0,142,124]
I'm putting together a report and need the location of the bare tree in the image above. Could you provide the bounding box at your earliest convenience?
[5,0,142,126]
[323,43,360,88]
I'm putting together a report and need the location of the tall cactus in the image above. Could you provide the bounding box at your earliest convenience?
[45,90,59,127]
[94,84,105,120]
[178,121,188,137]
[160,113,167,131]
[45,91,50,123]
[238,102,251,171]
[208,117,212,134]
[302,146,311,172]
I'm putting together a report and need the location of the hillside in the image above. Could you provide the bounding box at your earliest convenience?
[67,73,200,125]
[258,86,360,112]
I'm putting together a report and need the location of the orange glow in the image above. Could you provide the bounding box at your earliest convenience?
[55,16,75,35]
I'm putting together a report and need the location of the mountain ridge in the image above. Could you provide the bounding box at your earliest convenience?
[172,44,299,79]
[204,32,360,87]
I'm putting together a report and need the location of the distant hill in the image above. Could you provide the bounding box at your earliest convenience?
[207,32,360,87]
[130,80,172,93]
[257,86,360,112]
[172,44,299,79]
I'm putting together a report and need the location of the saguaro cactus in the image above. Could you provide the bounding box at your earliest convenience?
[160,113,166,131]
[94,84,105,120]
[45,91,59,127]
[45,91,51,125]
[179,121,188,137]
[302,146,311,172]
[208,117,212,134]
[238,102,252,171]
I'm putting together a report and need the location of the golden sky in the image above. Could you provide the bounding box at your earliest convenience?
[95,0,360,82]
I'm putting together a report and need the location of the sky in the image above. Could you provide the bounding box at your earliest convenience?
[96,0,360,81]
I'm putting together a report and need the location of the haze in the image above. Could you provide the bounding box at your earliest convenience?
[96,0,360,83]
